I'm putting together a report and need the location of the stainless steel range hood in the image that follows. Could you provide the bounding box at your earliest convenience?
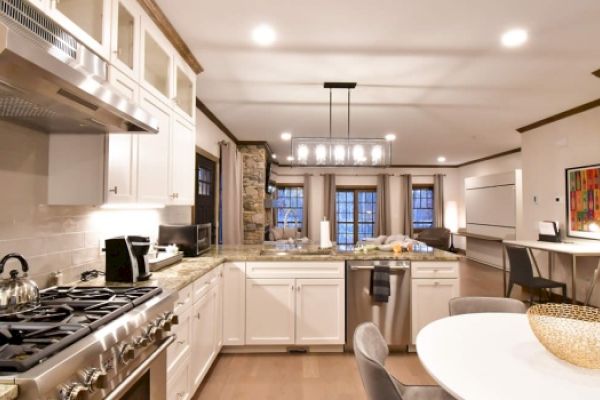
[0,0,158,134]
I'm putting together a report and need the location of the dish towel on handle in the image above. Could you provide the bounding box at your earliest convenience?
[371,265,391,303]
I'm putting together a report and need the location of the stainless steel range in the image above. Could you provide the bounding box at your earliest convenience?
[0,286,177,400]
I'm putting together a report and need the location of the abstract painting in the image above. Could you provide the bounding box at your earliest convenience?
[566,164,600,240]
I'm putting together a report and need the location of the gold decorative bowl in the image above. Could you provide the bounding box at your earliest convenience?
[527,303,600,369]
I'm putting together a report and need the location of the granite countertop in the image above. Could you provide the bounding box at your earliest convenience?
[0,385,17,400]
[75,243,457,292]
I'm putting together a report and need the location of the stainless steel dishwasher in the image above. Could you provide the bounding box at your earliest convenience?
[346,260,411,351]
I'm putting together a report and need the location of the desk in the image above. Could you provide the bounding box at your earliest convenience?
[417,313,600,400]
[503,240,600,304]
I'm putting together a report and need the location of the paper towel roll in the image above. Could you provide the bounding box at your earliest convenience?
[320,220,333,248]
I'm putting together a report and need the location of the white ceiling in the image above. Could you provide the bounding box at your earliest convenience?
[157,0,600,165]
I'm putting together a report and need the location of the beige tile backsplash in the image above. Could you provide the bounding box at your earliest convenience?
[0,122,191,288]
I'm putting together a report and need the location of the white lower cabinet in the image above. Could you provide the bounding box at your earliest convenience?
[295,279,345,345]
[411,278,459,344]
[245,278,295,345]
[244,262,346,346]
[222,262,245,346]
[167,353,191,400]
[190,287,217,390]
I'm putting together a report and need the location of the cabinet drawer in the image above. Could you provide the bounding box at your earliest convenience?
[167,353,191,400]
[174,284,193,313]
[167,305,191,374]
[192,267,221,303]
[246,262,344,279]
[411,261,459,279]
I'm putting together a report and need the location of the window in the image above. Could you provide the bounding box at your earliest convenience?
[412,185,434,231]
[198,167,212,196]
[336,188,377,245]
[275,186,303,229]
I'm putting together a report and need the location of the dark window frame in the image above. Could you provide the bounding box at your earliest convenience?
[412,184,434,233]
[275,184,304,230]
[336,186,377,245]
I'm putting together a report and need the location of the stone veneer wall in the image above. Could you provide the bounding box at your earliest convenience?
[239,145,266,244]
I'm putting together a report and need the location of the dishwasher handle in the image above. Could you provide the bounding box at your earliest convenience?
[349,265,410,271]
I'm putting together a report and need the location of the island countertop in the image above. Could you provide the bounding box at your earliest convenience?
[75,243,457,292]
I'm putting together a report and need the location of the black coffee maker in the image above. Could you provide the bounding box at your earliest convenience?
[105,236,152,283]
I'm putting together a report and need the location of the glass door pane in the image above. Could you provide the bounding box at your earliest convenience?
[56,0,104,43]
[144,32,170,97]
[176,66,194,116]
[116,3,135,69]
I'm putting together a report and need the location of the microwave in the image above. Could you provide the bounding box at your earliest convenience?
[158,224,211,257]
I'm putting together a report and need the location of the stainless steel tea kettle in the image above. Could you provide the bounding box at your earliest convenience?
[0,253,40,315]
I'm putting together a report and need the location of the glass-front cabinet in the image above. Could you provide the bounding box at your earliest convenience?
[49,0,112,58]
[173,56,196,121]
[141,15,172,101]
[110,0,141,78]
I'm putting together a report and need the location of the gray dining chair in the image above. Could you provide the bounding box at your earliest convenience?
[353,322,455,400]
[449,296,527,316]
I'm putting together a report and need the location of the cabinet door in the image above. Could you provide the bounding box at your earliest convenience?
[110,0,141,78]
[173,56,196,122]
[223,262,245,346]
[295,279,345,345]
[215,267,224,351]
[167,354,190,400]
[50,0,111,58]
[190,289,216,391]
[136,90,170,204]
[106,134,137,203]
[167,304,191,375]
[169,114,195,205]
[245,279,295,345]
[140,15,173,101]
[411,279,459,344]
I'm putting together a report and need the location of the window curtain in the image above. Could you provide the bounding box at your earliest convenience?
[219,142,243,245]
[375,174,391,236]
[302,174,310,237]
[433,174,445,228]
[323,174,337,241]
[401,174,413,237]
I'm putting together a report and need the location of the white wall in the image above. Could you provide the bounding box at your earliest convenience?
[272,166,459,241]
[521,107,600,305]
[195,111,232,159]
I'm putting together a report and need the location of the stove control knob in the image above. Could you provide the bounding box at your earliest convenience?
[145,326,158,342]
[134,335,150,348]
[84,368,108,390]
[61,383,89,400]
[119,343,135,364]
[170,313,179,325]
[155,326,166,341]
[157,316,171,331]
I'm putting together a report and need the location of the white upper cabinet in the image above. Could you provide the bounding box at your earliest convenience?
[173,55,196,122]
[141,15,173,101]
[169,114,195,206]
[49,0,112,59]
[137,89,171,204]
[110,0,141,78]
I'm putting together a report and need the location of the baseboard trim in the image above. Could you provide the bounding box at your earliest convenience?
[221,345,345,354]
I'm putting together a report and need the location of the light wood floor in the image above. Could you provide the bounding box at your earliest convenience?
[192,257,522,400]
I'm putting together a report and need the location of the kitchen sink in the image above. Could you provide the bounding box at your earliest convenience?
[259,248,335,256]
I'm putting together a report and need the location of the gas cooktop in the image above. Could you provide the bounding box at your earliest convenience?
[0,286,162,372]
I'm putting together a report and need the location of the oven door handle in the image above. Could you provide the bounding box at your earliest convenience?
[104,335,175,400]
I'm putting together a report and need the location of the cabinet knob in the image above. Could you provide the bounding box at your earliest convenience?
[109,186,118,194]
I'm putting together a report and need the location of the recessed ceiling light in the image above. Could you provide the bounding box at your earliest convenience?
[501,28,528,48]
[286,156,294,161]
[281,132,292,141]
[252,24,276,46]
[437,156,447,163]
[384,133,396,142]
[271,154,277,159]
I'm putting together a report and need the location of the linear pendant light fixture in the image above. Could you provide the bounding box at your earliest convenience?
[291,82,391,167]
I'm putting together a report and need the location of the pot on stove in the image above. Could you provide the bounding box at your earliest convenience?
[0,253,40,316]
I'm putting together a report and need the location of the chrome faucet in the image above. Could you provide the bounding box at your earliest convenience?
[283,208,299,231]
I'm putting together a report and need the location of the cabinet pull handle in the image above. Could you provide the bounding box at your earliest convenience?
[196,312,201,319]
[297,285,301,292]
[109,186,118,194]
[177,340,185,345]
[291,285,294,291]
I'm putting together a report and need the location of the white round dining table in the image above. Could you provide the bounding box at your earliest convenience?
[416,313,600,400]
